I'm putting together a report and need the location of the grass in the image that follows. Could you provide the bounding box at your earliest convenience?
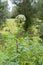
[0,19,18,34]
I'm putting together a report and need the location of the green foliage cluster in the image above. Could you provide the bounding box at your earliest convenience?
[36,0,43,20]
[11,0,43,31]
[0,32,43,65]
[0,0,8,28]
[17,0,34,31]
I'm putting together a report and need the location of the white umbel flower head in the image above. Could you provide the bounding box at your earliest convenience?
[16,14,26,22]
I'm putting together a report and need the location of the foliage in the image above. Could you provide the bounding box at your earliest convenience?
[36,0,43,20]
[11,0,43,32]
[0,0,43,65]
[0,32,43,65]
[0,0,8,28]
[2,19,18,34]
[10,0,33,30]
[11,0,38,31]
[11,6,18,18]
[0,18,43,65]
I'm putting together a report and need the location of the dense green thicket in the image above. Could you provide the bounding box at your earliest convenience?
[0,32,43,65]
[11,0,43,32]
[11,0,38,31]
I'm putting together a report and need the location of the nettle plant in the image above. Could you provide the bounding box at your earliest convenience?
[0,33,43,65]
